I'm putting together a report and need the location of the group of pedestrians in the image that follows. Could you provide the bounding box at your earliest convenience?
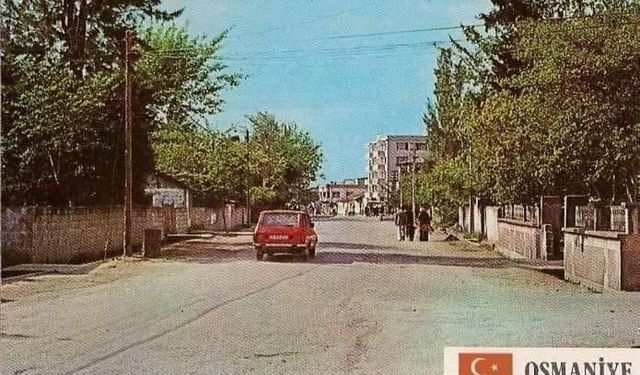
[394,206,433,242]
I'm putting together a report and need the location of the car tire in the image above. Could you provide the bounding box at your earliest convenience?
[256,251,264,261]
[309,245,316,258]
[301,248,310,262]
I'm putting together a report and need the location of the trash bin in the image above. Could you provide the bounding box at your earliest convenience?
[143,229,162,258]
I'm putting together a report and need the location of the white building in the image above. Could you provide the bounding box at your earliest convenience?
[315,178,368,215]
[366,135,427,210]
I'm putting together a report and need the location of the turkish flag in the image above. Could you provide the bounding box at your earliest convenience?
[459,353,512,375]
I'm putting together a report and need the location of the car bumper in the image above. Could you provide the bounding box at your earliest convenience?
[255,244,307,255]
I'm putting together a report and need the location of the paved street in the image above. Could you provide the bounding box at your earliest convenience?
[1,216,639,375]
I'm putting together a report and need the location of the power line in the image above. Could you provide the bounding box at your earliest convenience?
[231,0,385,40]
[291,12,640,41]
[137,15,639,64]
[143,39,464,60]
[296,24,481,41]
[141,14,639,59]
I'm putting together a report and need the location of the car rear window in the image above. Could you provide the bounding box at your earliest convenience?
[261,213,300,227]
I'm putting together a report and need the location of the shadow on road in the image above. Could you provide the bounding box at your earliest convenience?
[162,239,511,269]
[311,251,510,269]
[318,241,402,252]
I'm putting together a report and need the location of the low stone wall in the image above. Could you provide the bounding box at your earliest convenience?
[563,228,629,292]
[496,219,541,259]
[1,205,246,267]
[189,205,246,231]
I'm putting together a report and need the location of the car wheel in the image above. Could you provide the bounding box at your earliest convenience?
[256,251,264,261]
[309,246,316,258]
[301,248,310,262]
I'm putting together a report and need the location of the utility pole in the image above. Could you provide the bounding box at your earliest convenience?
[411,149,416,218]
[245,129,251,225]
[399,167,403,208]
[123,30,133,257]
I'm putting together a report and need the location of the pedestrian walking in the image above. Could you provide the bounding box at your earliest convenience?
[406,207,415,241]
[417,206,432,241]
[394,206,407,241]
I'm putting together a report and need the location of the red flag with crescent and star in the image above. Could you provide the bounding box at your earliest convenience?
[459,353,513,375]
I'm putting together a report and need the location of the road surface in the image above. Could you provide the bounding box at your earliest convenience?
[1,216,639,374]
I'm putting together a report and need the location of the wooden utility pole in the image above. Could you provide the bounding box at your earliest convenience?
[123,30,133,257]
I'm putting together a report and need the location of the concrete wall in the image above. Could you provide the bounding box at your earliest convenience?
[485,207,499,241]
[496,219,541,259]
[473,198,483,234]
[190,205,246,231]
[1,205,246,267]
[563,228,627,292]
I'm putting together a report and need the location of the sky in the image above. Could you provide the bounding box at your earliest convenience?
[162,0,490,183]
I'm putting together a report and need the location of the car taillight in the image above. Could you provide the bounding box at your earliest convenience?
[296,229,306,244]
[254,232,265,243]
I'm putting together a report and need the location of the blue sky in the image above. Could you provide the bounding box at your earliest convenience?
[162,0,490,183]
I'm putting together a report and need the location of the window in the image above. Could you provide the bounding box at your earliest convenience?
[396,142,408,150]
[390,171,398,181]
[396,156,408,165]
[261,213,299,227]
[416,143,427,150]
[332,191,341,198]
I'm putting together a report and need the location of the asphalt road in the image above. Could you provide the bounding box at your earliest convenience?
[1,216,639,375]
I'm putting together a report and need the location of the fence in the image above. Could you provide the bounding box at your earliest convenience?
[571,202,631,233]
[499,204,539,225]
[1,204,247,267]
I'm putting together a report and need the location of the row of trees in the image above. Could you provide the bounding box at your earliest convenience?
[413,0,640,222]
[153,112,323,207]
[2,0,323,208]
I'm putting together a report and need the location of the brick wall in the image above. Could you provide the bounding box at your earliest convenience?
[621,234,640,291]
[1,205,246,267]
[496,219,541,259]
[563,228,627,292]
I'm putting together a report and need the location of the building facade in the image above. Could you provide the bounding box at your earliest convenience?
[366,135,427,210]
[315,178,368,215]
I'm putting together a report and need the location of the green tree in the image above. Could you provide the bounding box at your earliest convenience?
[1,21,242,206]
[153,112,324,208]
[247,112,324,207]
[422,1,640,207]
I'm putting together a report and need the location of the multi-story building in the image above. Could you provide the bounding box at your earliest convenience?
[366,135,427,210]
[314,178,368,215]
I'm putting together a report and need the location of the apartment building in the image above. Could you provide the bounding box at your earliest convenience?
[366,135,427,208]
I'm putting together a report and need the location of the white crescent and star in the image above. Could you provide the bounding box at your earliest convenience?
[471,357,487,375]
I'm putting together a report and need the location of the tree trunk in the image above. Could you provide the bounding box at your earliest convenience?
[62,0,88,78]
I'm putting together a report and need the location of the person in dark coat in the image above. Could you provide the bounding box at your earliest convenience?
[417,206,432,241]
[394,206,407,240]
[405,208,415,241]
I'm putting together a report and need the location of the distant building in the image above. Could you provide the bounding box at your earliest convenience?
[366,135,427,211]
[144,172,193,208]
[314,178,367,215]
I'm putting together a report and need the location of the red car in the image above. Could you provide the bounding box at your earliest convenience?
[253,210,318,261]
